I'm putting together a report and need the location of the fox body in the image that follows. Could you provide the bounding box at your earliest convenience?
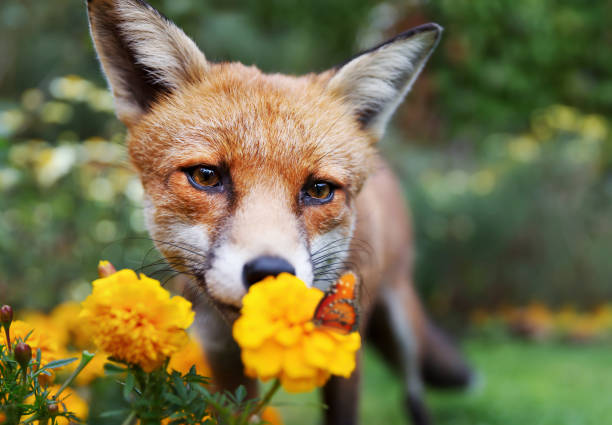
[86,1,471,424]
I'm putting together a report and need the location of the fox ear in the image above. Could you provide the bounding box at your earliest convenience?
[326,23,442,139]
[87,0,208,124]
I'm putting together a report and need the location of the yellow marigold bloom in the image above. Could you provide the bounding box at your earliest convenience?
[53,386,89,425]
[20,311,69,349]
[233,274,361,393]
[1,320,62,367]
[261,407,284,425]
[80,268,195,372]
[168,334,212,378]
[151,415,212,425]
[50,302,94,350]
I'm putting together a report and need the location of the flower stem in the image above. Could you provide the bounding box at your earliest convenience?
[3,325,11,355]
[121,411,136,425]
[252,379,281,418]
[54,351,95,399]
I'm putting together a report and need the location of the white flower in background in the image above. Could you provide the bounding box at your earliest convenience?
[0,109,25,136]
[94,219,118,243]
[40,101,73,124]
[49,75,115,113]
[124,177,144,204]
[35,145,76,187]
[470,169,497,196]
[86,88,115,113]
[507,135,540,163]
[21,88,45,111]
[82,138,125,164]
[0,168,21,191]
[49,75,93,102]
[545,104,580,132]
[580,115,608,141]
[87,177,115,203]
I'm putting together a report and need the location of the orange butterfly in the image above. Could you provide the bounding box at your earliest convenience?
[313,272,359,334]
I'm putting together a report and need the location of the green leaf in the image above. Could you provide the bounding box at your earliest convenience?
[42,357,78,370]
[234,385,246,403]
[99,409,130,418]
[173,373,187,400]
[163,392,184,406]
[194,384,211,398]
[123,372,135,400]
[103,362,126,373]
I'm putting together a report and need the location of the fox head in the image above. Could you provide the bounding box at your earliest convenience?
[87,0,441,313]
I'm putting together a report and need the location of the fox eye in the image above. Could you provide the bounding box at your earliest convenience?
[186,166,221,190]
[303,181,335,204]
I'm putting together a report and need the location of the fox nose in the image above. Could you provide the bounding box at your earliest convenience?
[242,256,296,289]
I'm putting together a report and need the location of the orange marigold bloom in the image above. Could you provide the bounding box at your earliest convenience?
[80,268,195,372]
[51,386,89,425]
[1,320,62,367]
[261,406,284,425]
[168,334,212,378]
[50,302,94,350]
[233,274,361,393]
[20,311,69,349]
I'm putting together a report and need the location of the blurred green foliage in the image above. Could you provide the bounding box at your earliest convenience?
[426,0,612,139]
[1,0,611,318]
[383,105,612,317]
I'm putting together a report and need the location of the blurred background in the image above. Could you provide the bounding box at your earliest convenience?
[1,0,611,424]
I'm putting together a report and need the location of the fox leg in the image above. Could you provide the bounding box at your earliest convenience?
[369,281,432,425]
[322,355,361,425]
[205,339,258,398]
[194,303,259,398]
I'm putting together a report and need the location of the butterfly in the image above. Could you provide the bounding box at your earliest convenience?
[313,272,359,334]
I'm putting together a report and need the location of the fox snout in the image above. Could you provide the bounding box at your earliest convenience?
[200,184,315,308]
[242,256,296,288]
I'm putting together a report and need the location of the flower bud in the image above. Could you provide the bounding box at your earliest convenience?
[14,342,32,370]
[98,260,117,278]
[47,403,59,415]
[0,305,13,326]
[38,369,56,387]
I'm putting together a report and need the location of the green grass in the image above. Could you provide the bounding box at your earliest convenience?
[273,339,612,425]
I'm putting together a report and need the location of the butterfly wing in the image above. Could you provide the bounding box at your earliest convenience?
[313,272,359,334]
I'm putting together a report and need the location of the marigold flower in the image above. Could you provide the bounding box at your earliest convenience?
[168,334,212,378]
[21,311,70,350]
[1,320,62,367]
[51,386,89,425]
[50,302,94,350]
[233,273,361,393]
[261,406,284,425]
[80,268,195,372]
[157,416,212,425]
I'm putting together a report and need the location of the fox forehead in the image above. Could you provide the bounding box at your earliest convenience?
[127,62,377,193]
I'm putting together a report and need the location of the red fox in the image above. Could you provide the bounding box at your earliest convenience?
[86,1,472,424]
